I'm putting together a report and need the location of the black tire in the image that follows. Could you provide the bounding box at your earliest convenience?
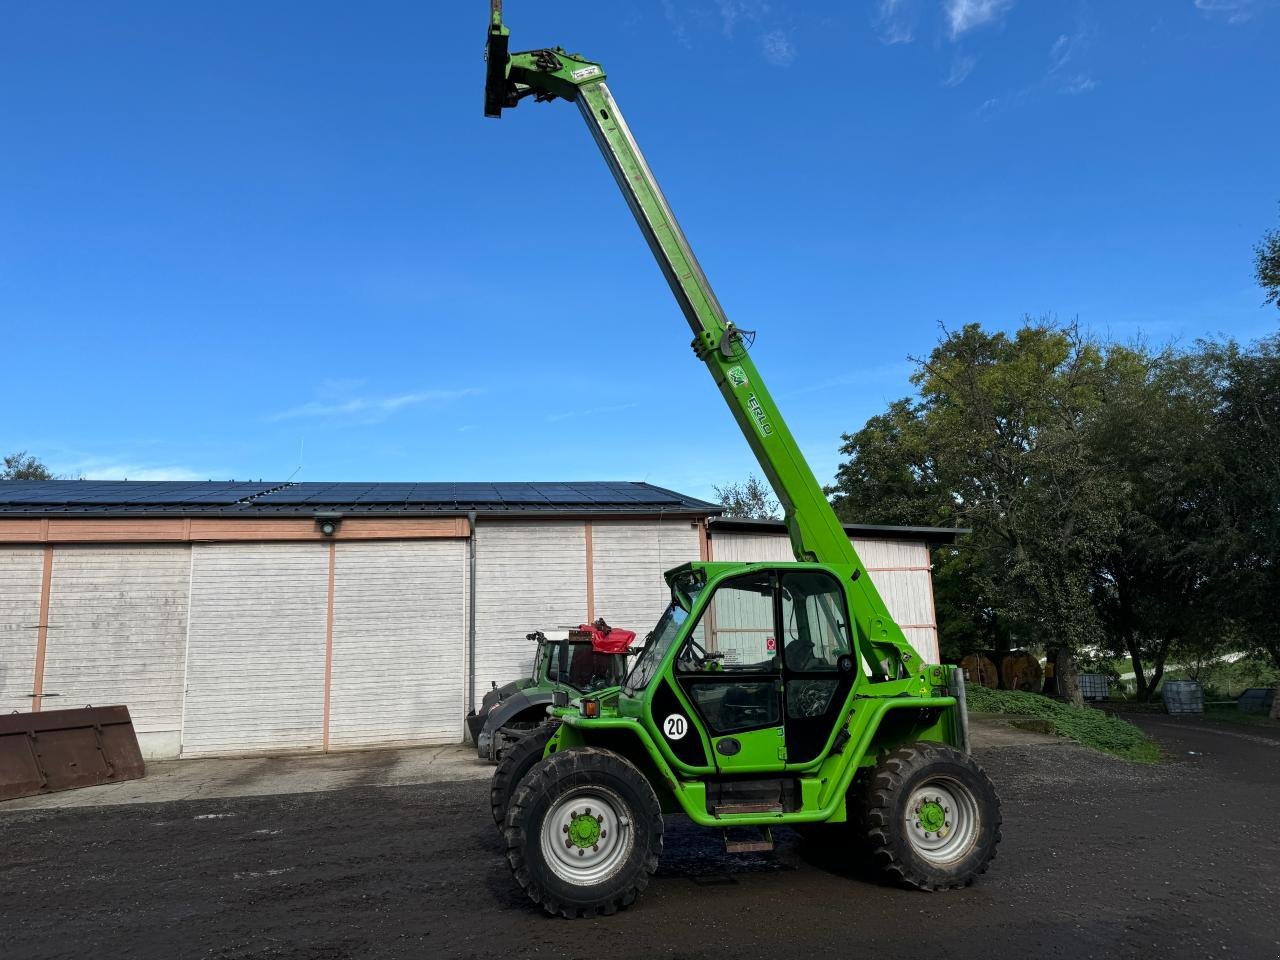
[503,747,663,918]
[491,722,560,832]
[860,741,1000,891]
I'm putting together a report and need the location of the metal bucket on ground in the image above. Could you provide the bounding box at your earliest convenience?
[0,705,145,801]
[1162,681,1203,715]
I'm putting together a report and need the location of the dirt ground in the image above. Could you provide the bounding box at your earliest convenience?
[3,717,1278,960]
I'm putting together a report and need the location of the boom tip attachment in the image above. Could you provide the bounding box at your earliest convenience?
[484,0,511,118]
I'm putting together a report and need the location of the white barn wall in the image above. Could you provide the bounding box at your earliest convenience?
[42,545,190,758]
[328,540,468,747]
[182,543,329,757]
[590,520,701,636]
[472,521,587,705]
[0,547,43,713]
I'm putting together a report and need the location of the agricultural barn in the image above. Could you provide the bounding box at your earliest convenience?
[0,481,957,760]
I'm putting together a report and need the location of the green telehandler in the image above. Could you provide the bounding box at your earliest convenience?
[481,2,1000,917]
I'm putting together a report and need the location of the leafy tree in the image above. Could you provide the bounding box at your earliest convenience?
[1255,214,1280,310]
[1200,334,1280,716]
[2,451,57,480]
[830,321,1123,682]
[713,474,780,520]
[1087,347,1224,700]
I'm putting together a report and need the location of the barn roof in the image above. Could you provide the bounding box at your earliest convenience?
[0,480,720,518]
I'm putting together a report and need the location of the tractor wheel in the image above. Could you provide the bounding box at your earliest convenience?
[503,747,663,918]
[491,721,560,832]
[860,741,1001,891]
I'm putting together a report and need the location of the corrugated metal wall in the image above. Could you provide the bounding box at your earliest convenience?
[709,529,941,663]
[42,546,189,749]
[182,543,330,757]
[591,520,701,635]
[472,521,586,705]
[0,547,43,713]
[328,540,467,748]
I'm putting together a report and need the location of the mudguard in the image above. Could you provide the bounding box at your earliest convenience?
[476,690,557,761]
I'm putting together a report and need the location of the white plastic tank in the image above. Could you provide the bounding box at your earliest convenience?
[1163,680,1204,715]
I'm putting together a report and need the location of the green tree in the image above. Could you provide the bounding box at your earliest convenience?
[1255,216,1280,310]
[2,451,57,480]
[1087,347,1225,700]
[1200,334,1280,716]
[830,321,1124,675]
[713,474,780,520]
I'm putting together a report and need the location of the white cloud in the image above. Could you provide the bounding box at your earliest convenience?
[945,0,1015,39]
[660,0,692,48]
[267,388,480,423]
[945,53,978,86]
[66,459,212,481]
[761,29,797,67]
[873,0,919,44]
[717,0,771,38]
[546,402,638,423]
[1194,0,1260,23]
[1047,20,1097,95]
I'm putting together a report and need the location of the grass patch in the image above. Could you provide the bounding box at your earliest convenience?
[1204,703,1280,729]
[968,686,1162,763]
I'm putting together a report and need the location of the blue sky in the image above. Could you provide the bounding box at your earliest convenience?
[2,1,1277,500]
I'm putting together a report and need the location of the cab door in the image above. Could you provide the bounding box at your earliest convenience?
[778,569,856,767]
[670,571,785,773]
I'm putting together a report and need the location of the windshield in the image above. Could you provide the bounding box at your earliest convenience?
[623,602,688,695]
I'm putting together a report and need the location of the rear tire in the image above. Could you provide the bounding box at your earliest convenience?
[860,741,1000,891]
[503,747,663,918]
[491,721,560,832]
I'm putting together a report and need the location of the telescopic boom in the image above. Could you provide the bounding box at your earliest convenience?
[484,2,920,672]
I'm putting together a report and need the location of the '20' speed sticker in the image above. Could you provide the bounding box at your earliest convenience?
[663,714,688,740]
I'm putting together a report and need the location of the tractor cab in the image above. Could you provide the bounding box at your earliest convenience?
[468,619,637,760]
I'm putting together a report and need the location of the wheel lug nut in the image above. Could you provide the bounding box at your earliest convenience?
[565,839,573,848]
[600,830,607,838]
[562,825,569,833]
[592,845,599,852]
[596,814,604,822]
[577,849,585,857]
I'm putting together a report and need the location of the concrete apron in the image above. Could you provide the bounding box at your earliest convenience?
[0,744,493,811]
[2,716,1065,813]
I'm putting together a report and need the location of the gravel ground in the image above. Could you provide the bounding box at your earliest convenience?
[3,718,1277,960]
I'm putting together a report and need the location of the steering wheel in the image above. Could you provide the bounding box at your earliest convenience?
[677,638,724,672]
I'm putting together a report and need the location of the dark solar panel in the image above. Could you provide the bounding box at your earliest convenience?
[492,484,551,504]
[0,479,712,513]
[0,480,274,505]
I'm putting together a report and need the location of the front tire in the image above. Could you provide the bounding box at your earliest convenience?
[860,741,1000,890]
[491,721,560,832]
[503,747,663,918]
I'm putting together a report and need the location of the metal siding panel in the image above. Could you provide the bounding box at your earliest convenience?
[903,627,940,664]
[710,531,793,564]
[0,547,43,712]
[327,541,467,747]
[864,570,936,627]
[851,539,930,569]
[591,521,701,636]
[182,543,329,756]
[472,522,585,704]
[41,546,190,734]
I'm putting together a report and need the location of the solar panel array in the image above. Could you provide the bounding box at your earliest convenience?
[0,480,712,515]
[0,481,278,506]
